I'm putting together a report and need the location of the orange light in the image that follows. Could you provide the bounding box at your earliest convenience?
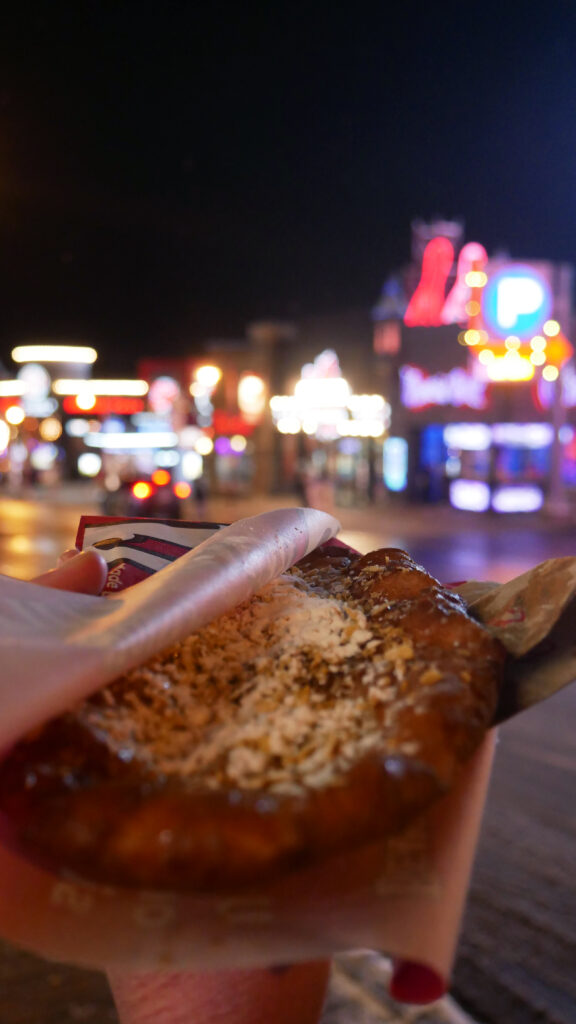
[465,300,480,317]
[173,481,191,499]
[132,481,153,500]
[543,333,574,368]
[152,468,171,486]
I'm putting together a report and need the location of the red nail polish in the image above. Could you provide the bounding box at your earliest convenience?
[389,961,446,1005]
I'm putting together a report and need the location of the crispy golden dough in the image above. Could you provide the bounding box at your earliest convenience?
[0,547,505,891]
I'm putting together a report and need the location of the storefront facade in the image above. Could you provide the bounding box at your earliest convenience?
[374,220,575,513]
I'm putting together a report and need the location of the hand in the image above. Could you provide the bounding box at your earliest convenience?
[109,963,331,1024]
[0,549,491,1020]
[11,550,332,1023]
[32,547,109,594]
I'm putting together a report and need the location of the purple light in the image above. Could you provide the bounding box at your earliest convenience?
[214,436,233,455]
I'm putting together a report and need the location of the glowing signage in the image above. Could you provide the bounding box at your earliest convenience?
[382,436,408,491]
[445,422,553,451]
[270,350,389,440]
[444,423,492,451]
[84,431,178,450]
[399,365,488,411]
[491,485,544,514]
[12,344,98,364]
[62,396,145,415]
[404,237,455,327]
[53,379,149,396]
[403,237,491,328]
[449,479,491,512]
[212,409,255,435]
[0,380,27,397]
[482,265,552,339]
[491,422,553,448]
[450,479,544,514]
[476,348,535,382]
[441,242,488,325]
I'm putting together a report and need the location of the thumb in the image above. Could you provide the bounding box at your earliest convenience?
[108,962,330,1024]
[32,547,108,594]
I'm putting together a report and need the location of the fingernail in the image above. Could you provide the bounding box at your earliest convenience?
[57,548,81,566]
[389,961,446,1005]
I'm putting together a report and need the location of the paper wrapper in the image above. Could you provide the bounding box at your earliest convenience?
[456,556,576,721]
[0,510,575,985]
[0,737,494,979]
[0,508,338,751]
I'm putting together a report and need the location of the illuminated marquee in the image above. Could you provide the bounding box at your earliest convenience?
[270,350,390,440]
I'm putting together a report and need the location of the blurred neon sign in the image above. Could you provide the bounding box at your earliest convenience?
[270,349,389,440]
[63,396,145,415]
[383,436,408,491]
[482,265,552,339]
[404,237,454,326]
[441,242,488,325]
[399,365,488,410]
[404,237,488,328]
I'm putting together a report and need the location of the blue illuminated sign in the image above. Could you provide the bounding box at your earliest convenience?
[482,264,552,339]
[383,436,408,491]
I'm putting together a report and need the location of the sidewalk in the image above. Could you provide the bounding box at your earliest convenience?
[21,479,574,539]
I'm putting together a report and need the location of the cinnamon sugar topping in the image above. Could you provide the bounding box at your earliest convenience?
[77,569,421,796]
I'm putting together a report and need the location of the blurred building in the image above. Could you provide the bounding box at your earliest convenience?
[1,221,574,518]
[372,219,575,514]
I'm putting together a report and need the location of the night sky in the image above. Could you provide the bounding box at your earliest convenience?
[1,1,576,374]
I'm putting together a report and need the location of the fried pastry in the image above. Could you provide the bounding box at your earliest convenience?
[0,546,505,891]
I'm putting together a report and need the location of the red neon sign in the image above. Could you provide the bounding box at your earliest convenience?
[212,409,255,435]
[441,242,488,325]
[404,237,455,327]
[62,396,145,415]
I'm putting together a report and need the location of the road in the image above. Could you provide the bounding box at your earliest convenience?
[1,486,576,1023]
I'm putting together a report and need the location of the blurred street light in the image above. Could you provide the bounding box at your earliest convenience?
[192,365,222,392]
[12,345,97,364]
[52,379,149,395]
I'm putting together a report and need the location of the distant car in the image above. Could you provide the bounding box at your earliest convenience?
[101,470,192,520]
